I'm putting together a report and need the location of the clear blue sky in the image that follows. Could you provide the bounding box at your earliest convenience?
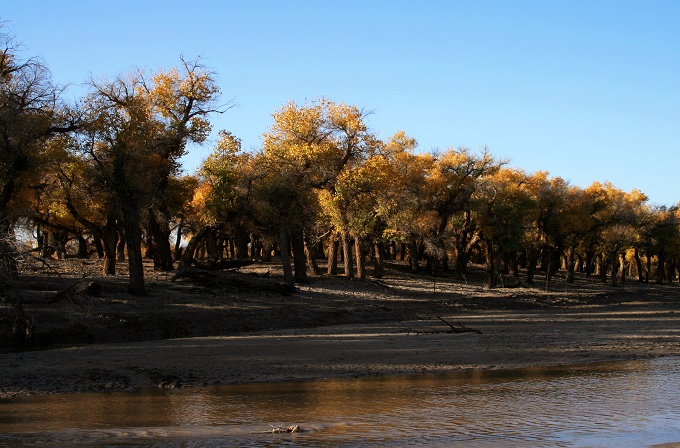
[4,0,679,206]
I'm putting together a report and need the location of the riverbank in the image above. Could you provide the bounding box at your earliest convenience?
[1,259,679,396]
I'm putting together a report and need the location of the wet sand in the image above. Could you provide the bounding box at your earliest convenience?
[1,306,678,396]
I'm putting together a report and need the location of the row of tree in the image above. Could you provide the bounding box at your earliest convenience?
[2,25,679,300]
[190,107,678,289]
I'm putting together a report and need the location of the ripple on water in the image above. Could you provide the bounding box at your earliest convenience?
[0,357,679,447]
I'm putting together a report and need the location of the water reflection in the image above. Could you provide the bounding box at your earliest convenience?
[0,357,679,447]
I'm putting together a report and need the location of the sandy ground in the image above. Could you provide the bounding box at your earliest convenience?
[0,259,679,396]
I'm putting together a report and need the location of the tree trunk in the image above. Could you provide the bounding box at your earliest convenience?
[610,250,619,286]
[617,252,626,285]
[226,239,233,258]
[645,253,651,283]
[454,247,470,274]
[177,227,210,271]
[93,237,104,258]
[354,236,365,279]
[656,250,666,284]
[102,225,119,275]
[76,233,88,258]
[279,226,294,287]
[232,224,250,259]
[341,231,354,278]
[575,254,584,273]
[55,232,68,260]
[0,211,18,282]
[426,255,435,276]
[173,219,184,261]
[597,253,608,283]
[373,242,384,279]
[389,241,397,260]
[485,243,497,288]
[417,240,427,263]
[666,258,676,283]
[122,204,145,295]
[548,247,561,280]
[304,243,320,276]
[143,233,154,260]
[584,246,595,276]
[565,246,576,283]
[101,215,117,275]
[508,251,520,278]
[454,231,479,275]
[35,224,45,255]
[148,207,174,271]
[541,247,551,280]
[205,229,218,261]
[634,248,644,282]
[40,229,54,258]
[261,242,273,262]
[116,228,126,261]
[290,226,307,283]
[453,210,472,273]
[304,234,322,276]
[499,252,510,275]
[441,251,449,272]
[407,236,419,272]
[0,202,31,343]
[526,247,539,285]
[327,234,339,275]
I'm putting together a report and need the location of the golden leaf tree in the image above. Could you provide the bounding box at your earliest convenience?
[80,58,222,294]
[370,132,436,273]
[473,168,536,287]
[428,147,502,274]
[260,98,377,285]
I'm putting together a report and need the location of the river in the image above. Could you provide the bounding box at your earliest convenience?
[0,357,679,447]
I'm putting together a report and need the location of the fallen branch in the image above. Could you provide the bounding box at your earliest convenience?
[403,317,483,335]
[18,280,101,305]
[192,259,255,271]
[171,268,218,285]
[437,316,483,334]
[171,267,293,295]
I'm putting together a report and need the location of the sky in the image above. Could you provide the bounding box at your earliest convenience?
[3,0,679,206]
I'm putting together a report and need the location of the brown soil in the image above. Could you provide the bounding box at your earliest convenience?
[1,258,679,397]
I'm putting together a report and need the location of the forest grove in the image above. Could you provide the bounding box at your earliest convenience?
[1,25,678,307]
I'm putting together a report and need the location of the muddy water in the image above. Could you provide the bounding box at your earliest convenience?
[1,357,679,447]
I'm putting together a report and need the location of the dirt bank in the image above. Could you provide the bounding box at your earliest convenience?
[1,259,679,396]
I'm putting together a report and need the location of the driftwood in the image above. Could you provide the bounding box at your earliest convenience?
[192,259,255,271]
[171,267,293,295]
[252,425,304,434]
[19,280,102,305]
[50,280,101,302]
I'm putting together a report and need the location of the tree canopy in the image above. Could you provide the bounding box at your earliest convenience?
[3,22,680,301]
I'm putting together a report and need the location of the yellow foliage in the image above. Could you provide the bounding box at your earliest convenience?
[262,98,376,192]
